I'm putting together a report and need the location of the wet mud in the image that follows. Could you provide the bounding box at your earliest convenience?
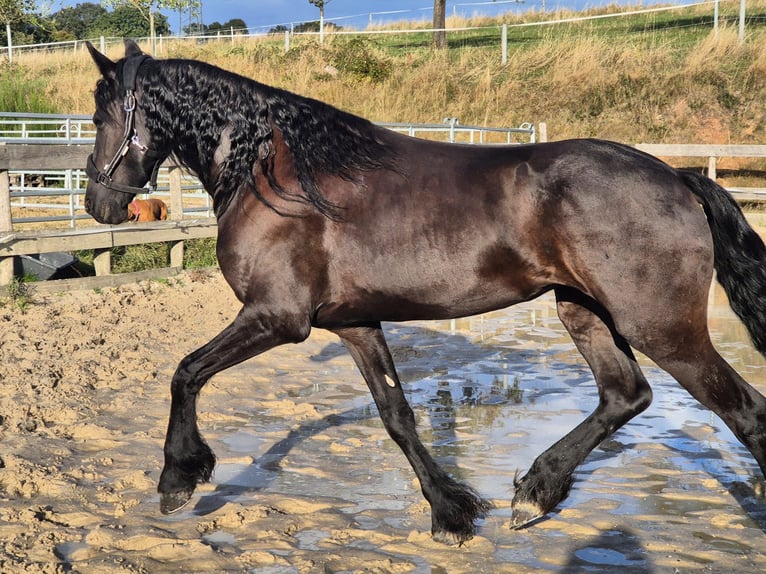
[1,269,765,572]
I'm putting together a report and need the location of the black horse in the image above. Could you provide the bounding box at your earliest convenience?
[85,40,766,544]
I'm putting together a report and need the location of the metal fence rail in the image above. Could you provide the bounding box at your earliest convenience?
[0,112,95,144]
[0,113,535,229]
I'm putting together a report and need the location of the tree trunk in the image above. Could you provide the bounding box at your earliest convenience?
[433,0,446,49]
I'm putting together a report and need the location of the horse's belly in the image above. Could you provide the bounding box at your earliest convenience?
[313,276,541,328]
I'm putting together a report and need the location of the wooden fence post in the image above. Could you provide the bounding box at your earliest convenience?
[168,166,184,269]
[708,156,717,180]
[537,122,548,143]
[0,167,13,285]
[93,248,111,276]
[501,24,507,65]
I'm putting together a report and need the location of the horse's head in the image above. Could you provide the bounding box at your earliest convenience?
[85,40,166,224]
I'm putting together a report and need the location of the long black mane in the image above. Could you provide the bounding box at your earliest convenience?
[106,57,397,218]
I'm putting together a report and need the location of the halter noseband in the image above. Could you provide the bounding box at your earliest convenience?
[86,54,162,196]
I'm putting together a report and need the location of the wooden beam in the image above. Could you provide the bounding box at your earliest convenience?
[0,144,91,170]
[634,143,766,158]
[0,144,178,171]
[0,219,218,258]
[0,265,188,295]
[168,166,184,221]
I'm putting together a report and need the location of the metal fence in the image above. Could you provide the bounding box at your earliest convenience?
[0,112,95,144]
[0,113,535,229]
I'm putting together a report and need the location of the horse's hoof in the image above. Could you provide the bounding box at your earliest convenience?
[160,489,194,515]
[509,501,545,530]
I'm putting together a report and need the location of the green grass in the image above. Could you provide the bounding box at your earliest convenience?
[73,238,218,276]
[277,4,766,59]
[0,64,58,113]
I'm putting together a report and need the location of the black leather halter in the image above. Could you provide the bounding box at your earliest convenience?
[86,54,162,195]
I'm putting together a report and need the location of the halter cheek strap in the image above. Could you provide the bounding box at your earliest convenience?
[86,54,163,196]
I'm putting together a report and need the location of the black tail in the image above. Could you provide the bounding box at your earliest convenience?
[681,170,766,355]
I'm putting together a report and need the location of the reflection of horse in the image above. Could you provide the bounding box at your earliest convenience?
[84,40,766,545]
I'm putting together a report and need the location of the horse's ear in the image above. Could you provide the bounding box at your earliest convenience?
[86,41,116,79]
[124,39,144,58]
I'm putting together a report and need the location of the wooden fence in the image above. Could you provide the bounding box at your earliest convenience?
[635,143,766,197]
[2,140,766,291]
[0,144,216,291]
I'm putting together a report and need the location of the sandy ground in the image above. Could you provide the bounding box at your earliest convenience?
[2,269,766,573]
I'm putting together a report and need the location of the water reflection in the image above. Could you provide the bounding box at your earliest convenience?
[201,284,766,569]
[562,528,653,573]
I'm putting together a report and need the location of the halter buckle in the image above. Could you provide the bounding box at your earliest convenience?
[131,132,149,154]
[97,171,112,187]
[124,92,136,112]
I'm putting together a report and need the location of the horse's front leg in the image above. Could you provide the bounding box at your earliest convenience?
[333,324,492,545]
[159,305,309,514]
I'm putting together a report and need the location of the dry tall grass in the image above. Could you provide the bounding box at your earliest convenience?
[6,1,766,147]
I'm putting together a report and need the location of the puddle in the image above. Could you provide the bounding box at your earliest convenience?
[196,286,766,571]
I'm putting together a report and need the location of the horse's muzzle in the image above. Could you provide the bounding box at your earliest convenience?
[84,189,129,224]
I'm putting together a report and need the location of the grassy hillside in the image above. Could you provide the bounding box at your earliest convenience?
[4,1,766,155]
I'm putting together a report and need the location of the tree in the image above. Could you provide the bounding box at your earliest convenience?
[308,0,331,20]
[308,0,331,42]
[90,4,169,38]
[51,3,108,39]
[433,0,446,49]
[197,18,247,35]
[101,0,198,50]
[0,0,35,60]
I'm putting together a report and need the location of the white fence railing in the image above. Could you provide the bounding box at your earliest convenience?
[2,1,737,62]
[0,112,94,144]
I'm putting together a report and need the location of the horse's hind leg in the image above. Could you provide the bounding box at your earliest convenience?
[648,340,766,479]
[511,286,653,527]
[333,323,492,545]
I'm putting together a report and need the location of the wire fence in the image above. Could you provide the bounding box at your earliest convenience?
[2,0,749,61]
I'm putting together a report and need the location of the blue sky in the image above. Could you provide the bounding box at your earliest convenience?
[48,0,679,35]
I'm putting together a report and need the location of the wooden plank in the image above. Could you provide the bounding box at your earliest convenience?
[168,166,184,221]
[0,144,91,170]
[635,143,766,158]
[0,219,217,257]
[0,144,177,171]
[2,266,188,295]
